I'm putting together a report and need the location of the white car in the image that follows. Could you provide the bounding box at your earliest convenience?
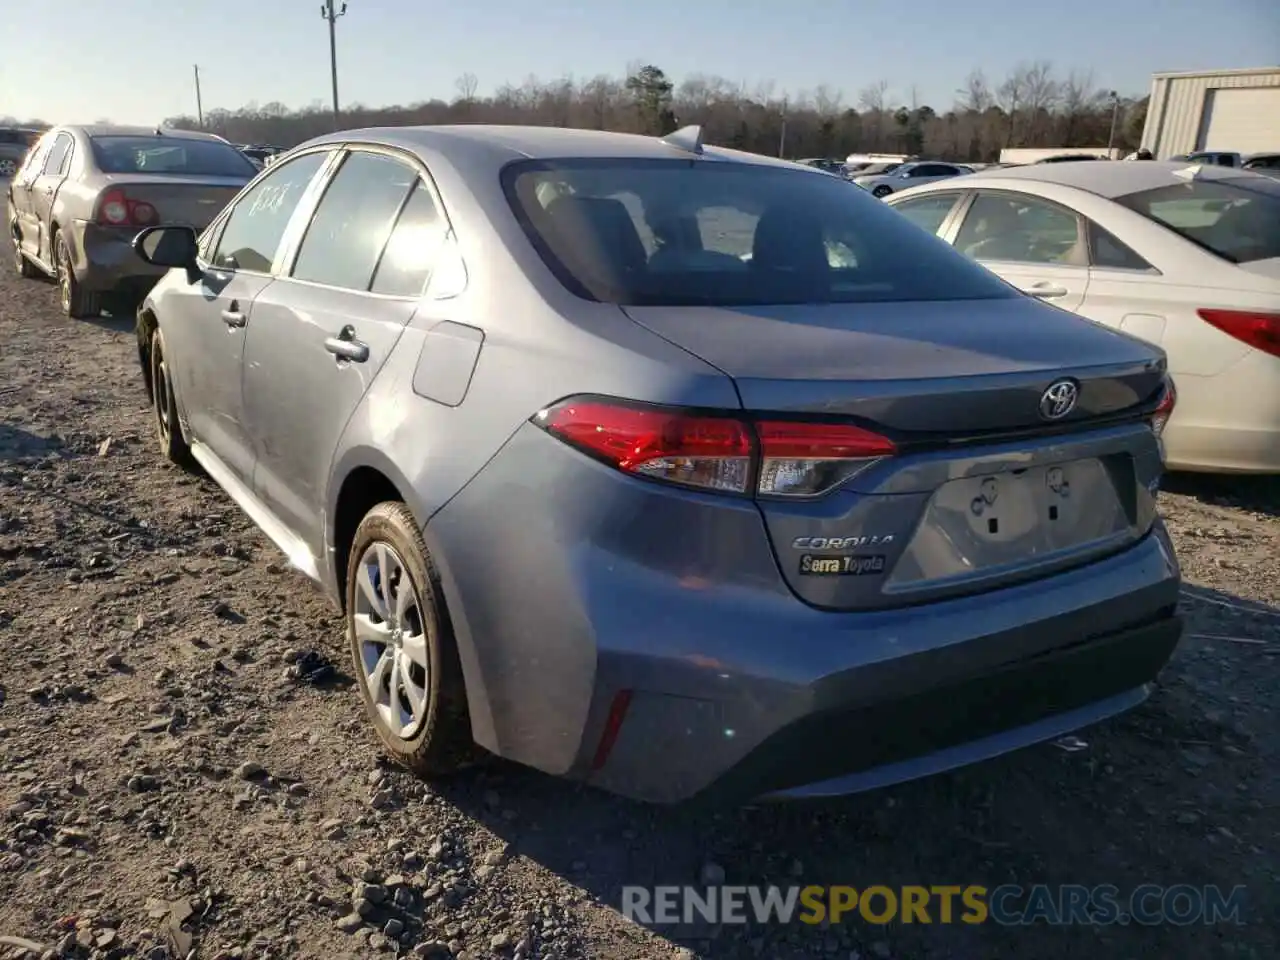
[853,161,973,198]
[886,161,1280,474]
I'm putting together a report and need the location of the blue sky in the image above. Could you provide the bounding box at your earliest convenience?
[4,0,1278,124]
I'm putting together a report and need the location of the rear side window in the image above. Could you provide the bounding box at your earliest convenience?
[954,193,1084,265]
[1116,178,1280,264]
[291,151,419,291]
[1088,221,1153,271]
[213,152,327,273]
[89,136,257,177]
[502,158,1016,306]
[892,193,961,234]
[42,134,73,176]
[371,180,447,296]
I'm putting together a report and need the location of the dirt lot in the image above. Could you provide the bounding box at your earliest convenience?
[1,263,1278,960]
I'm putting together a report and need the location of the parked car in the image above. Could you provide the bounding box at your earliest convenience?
[0,127,39,178]
[8,124,258,317]
[796,157,846,175]
[886,161,1280,474]
[853,160,973,198]
[239,144,286,169]
[1034,154,1109,164]
[131,123,1181,804]
[1169,151,1244,168]
[1242,153,1280,179]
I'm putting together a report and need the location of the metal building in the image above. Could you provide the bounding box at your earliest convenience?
[1141,66,1280,158]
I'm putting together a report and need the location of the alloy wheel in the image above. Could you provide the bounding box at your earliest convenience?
[153,347,172,441]
[353,542,431,740]
[0,159,15,177]
[56,242,71,313]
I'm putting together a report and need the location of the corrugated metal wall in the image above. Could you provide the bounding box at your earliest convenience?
[1141,69,1280,157]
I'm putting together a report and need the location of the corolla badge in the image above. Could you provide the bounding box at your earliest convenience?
[1039,379,1079,421]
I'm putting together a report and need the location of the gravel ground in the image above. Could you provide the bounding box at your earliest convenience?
[1,263,1278,960]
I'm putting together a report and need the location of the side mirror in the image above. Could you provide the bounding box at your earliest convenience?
[134,226,198,268]
[134,226,200,283]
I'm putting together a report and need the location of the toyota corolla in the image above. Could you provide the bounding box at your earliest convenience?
[131,123,1182,804]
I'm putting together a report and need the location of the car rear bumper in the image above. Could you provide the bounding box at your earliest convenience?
[69,220,167,294]
[425,422,1184,805]
[1164,357,1280,473]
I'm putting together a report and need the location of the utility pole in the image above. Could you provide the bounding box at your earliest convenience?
[1106,91,1121,154]
[193,65,204,128]
[778,96,788,158]
[320,0,349,130]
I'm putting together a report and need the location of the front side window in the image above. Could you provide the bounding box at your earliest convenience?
[1116,177,1280,264]
[89,136,258,178]
[502,158,1016,307]
[212,152,328,273]
[891,193,962,235]
[15,133,53,185]
[954,192,1084,265]
[291,151,419,291]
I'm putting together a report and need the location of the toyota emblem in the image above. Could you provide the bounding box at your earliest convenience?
[1039,379,1079,421]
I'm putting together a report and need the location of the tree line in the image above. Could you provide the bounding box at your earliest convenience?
[9,61,1150,163]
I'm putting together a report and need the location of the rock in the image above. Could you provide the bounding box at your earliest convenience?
[1177,811,1202,825]
[871,942,891,959]
[336,913,365,934]
[236,761,266,781]
[353,898,376,918]
[393,886,413,908]
[356,882,387,905]
[412,943,452,959]
[489,932,513,951]
[105,652,125,669]
[383,918,405,938]
[370,789,395,810]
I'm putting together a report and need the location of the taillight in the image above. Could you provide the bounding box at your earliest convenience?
[1197,308,1280,359]
[535,398,896,498]
[756,420,896,496]
[97,189,159,227]
[1150,379,1176,438]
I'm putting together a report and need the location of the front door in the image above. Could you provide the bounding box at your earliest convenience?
[161,150,331,484]
[11,132,54,263]
[243,149,449,549]
[950,190,1091,311]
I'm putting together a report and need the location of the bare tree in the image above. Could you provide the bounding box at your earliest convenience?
[454,73,479,104]
[997,64,1032,146]
[1021,61,1060,144]
[956,69,993,113]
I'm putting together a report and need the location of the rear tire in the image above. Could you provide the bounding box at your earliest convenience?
[346,502,478,777]
[54,233,99,319]
[872,185,893,198]
[149,328,194,468]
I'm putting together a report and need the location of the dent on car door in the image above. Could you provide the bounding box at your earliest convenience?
[243,149,448,549]
[951,190,1091,310]
[163,149,331,484]
[12,133,54,260]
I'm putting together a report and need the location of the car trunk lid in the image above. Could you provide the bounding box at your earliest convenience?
[98,174,248,230]
[622,297,1168,611]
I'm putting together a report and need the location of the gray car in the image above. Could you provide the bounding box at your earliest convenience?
[8,125,257,317]
[131,124,1183,804]
[0,127,40,178]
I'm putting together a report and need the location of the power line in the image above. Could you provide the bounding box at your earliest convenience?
[320,1,349,130]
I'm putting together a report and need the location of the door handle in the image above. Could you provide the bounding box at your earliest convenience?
[221,303,246,328]
[1025,283,1069,299]
[324,326,369,363]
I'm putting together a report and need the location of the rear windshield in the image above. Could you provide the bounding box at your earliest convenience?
[502,158,1018,306]
[90,136,257,177]
[1115,177,1280,264]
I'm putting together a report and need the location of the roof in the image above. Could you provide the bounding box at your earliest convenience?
[956,159,1263,198]
[300,124,806,172]
[1150,66,1280,80]
[67,124,230,142]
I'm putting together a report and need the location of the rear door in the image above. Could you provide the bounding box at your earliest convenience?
[949,190,1091,310]
[30,132,74,262]
[242,147,448,547]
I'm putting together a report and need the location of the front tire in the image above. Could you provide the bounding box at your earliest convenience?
[13,236,38,279]
[346,502,477,777]
[872,185,893,198]
[54,233,99,319]
[149,328,194,468]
